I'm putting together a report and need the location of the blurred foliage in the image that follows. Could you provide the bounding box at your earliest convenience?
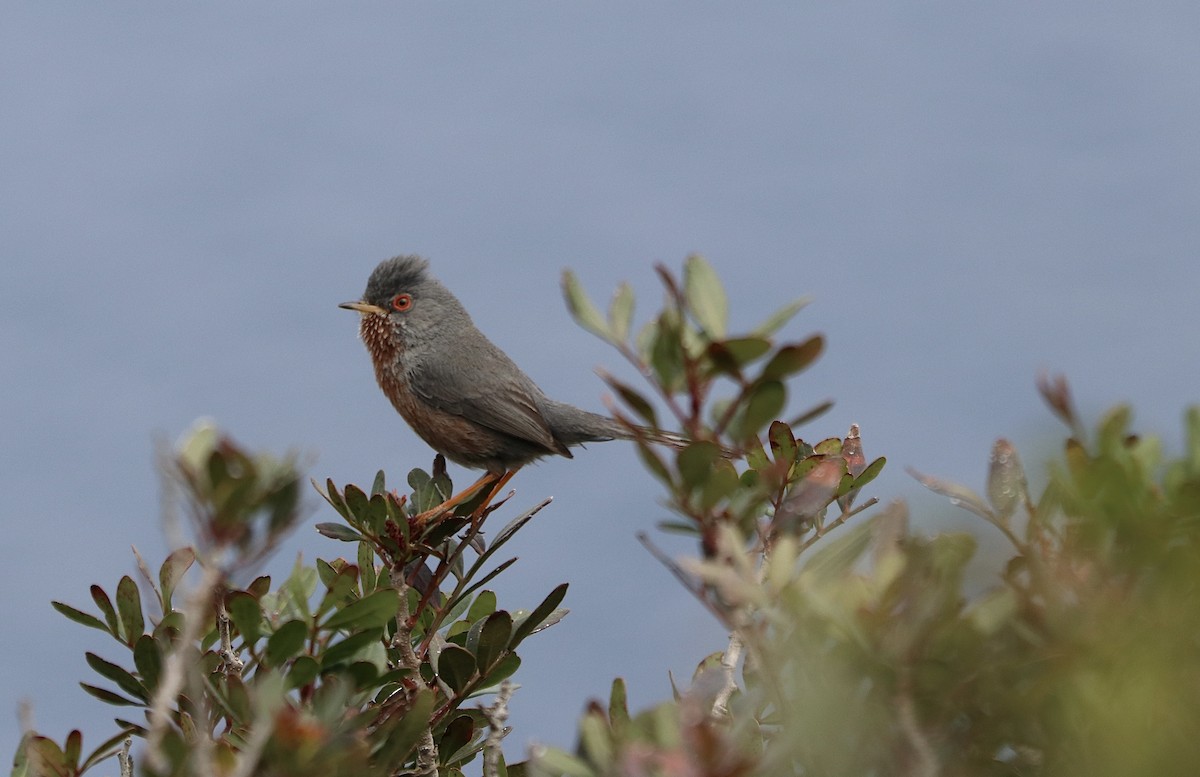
[15,256,1200,776]
[18,424,563,776]
[536,257,1200,777]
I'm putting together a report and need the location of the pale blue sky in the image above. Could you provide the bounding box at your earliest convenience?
[4,2,1199,765]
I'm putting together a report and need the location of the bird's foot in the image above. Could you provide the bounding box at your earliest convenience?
[413,470,513,526]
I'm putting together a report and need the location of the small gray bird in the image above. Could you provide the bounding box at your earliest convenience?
[340,255,672,478]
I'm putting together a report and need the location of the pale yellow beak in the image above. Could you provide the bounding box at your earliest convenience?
[338,300,387,315]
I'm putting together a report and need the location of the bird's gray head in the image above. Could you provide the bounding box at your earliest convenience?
[341,254,472,356]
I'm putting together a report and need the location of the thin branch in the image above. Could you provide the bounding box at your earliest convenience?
[215,594,244,677]
[799,497,878,552]
[389,564,438,775]
[637,532,731,628]
[896,667,939,777]
[615,340,691,430]
[118,737,133,777]
[145,563,222,773]
[711,631,742,719]
[482,680,515,777]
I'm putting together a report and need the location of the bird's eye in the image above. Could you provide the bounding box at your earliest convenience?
[391,293,413,312]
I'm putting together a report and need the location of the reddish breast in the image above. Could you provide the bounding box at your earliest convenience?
[358,313,499,465]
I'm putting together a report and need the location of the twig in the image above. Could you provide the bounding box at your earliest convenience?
[896,668,938,777]
[711,631,742,718]
[390,565,438,775]
[615,341,691,431]
[216,594,245,677]
[799,497,878,552]
[482,680,515,777]
[118,737,133,777]
[145,563,222,772]
[637,532,732,627]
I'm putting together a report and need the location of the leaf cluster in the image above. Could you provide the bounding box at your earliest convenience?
[21,430,567,777]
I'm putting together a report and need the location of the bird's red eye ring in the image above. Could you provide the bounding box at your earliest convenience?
[391,293,413,312]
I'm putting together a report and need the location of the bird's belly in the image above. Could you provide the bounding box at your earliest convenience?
[375,368,507,469]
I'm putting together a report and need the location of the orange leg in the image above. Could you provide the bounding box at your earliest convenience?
[414,469,514,523]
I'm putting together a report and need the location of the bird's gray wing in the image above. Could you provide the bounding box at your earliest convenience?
[406,341,567,455]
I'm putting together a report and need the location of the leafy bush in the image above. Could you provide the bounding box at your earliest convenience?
[14,257,1200,777]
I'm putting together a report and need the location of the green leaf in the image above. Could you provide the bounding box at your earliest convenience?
[324,588,400,631]
[802,518,876,580]
[700,459,741,511]
[315,522,364,543]
[479,653,521,688]
[533,748,596,777]
[736,380,786,440]
[90,585,119,637]
[852,456,887,491]
[609,678,630,738]
[908,467,995,521]
[768,421,798,465]
[648,312,686,392]
[562,270,611,342]
[969,589,1018,635]
[51,601,108,633]
[1186,405,1200,472]
[677,441,722,489]
[813,436,843,455]
[760,336,824,380]
[226,591,263,645]
[317,478,349,518]
[158,547,195,613]
[1096,403,1133,453]
[408,468,444,512]
[450,558,518,613]
[322,628,383,668]
[79,683,142,707]
[342,484,370,526]
[683,254,727,338]
[370,469,387,496]
[787,399,835,428]
[437,644,477,695]
[132,635,162,692]
[713,336,772,367]
[474,611,513,672]
[79,726,139,772]
[754,296,812,336]
[467,590,497,624]
[115,576,144,645]
[26,737,68,774]
[930,532,978,576]
[986,439,1025,521]
[510,583,569,648]
[693,650,724,680]
[608,282,635,343]
[358,542,378,594]
[247,575,271,599]
[63,730,83,771]
[372,688,435,765]
[84,657,147,705]
[286,656,320,689]
[439,715,476,765]
[636,443,675,487]
[579,709,614,770]
[600,373,658,427]
[744,434,771,473]
[154,611,184,642]
[265,619,308,666]
[656,520,700,536]
[210,675,252,724]
[315,565,360,620]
